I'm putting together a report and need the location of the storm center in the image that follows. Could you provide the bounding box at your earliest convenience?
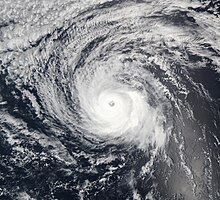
[108,100,115,107]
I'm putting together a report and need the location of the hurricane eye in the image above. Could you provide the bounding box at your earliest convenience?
[108,100,115,107]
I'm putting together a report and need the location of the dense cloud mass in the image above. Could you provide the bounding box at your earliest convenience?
[0,0,220,200]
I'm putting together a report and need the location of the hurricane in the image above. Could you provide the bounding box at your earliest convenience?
[74,60,171,150]
[0,0,220,200]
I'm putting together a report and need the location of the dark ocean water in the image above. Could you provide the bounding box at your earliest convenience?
[0,0,220,200]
